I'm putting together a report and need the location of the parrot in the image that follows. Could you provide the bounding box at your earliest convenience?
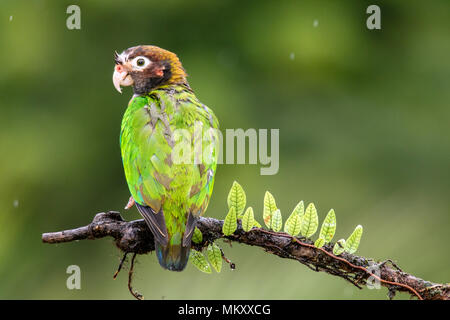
[112,45,219,271]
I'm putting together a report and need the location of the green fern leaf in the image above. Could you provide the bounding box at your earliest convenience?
[263,191,278,228]
[222,207,237,236]
[270,209,282,232]
[253,220,262,228]
[333,239,346,256]
[192,227,203,244]
[207,243,222,273]
[242,207,255,232]
[314,238,325,248]
[227,181,246,217]
[300,203,319,238]
[292,200,305,217]
[284,202,304,236]
[318,209,337,243]
[190,249,212,273]
[344,225,363,254]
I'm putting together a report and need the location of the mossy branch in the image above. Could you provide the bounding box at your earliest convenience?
[42,211,449,300]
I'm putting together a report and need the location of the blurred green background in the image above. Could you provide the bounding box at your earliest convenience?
[0,0,449,299]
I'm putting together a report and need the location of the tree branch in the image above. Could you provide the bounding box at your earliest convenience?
[42,211,449,300]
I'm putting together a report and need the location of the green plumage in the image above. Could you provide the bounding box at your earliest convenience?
[120,83,219,270]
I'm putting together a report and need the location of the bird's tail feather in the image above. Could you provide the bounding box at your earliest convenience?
[155,242,191,271]
[135,202,195,271]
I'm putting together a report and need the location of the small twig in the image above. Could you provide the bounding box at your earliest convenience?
[128,253,143,300]
[220,248,235,270]
[113,252,129,280]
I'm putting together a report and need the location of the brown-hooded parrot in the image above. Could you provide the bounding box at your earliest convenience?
[112,45,219,271]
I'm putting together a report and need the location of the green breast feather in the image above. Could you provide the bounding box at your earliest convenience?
[120,84,219,240]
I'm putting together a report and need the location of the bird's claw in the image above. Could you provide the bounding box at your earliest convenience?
[125,196,135,210]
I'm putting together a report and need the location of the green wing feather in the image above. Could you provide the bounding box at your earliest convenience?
[120,84,219,246]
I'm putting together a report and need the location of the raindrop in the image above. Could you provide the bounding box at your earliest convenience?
[313,19,319,28]
[9,16,13,22]
[289,52,295,60]
[13,199,19,208]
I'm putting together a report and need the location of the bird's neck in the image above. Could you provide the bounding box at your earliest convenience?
[133,83,193,98]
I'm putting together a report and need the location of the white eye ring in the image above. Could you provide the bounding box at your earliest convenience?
[131,56,151,69]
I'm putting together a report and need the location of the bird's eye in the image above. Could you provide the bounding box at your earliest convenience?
[137,58,145,66]
[131,56,151,69]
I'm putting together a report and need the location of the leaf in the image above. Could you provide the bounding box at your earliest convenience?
[333,239,346,256]
[192,227,203,244]
[242,207,255,232]
[253,220,262,228]
[222,207,237,236]
[344,225,363,254]
[270,209,282,232]
[292,200,305,217]
[300,203,319,238]
[284,201,304,236]
[263,191,278,228]
[207,243,222,273]
[314,238,325,248]
[190,249,212,273]
[227,181,246,217]
[318,209,337,243]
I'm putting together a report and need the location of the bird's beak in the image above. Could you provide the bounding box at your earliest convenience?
[113,65,134,94]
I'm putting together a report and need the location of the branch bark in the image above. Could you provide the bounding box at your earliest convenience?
[42,211,449,300]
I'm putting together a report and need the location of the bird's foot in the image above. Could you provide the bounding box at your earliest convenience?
[124,196,135,210]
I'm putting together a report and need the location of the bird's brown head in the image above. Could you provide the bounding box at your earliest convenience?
[113,45,187,95]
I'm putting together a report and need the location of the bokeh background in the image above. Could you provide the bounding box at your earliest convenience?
[0,0,449,299]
